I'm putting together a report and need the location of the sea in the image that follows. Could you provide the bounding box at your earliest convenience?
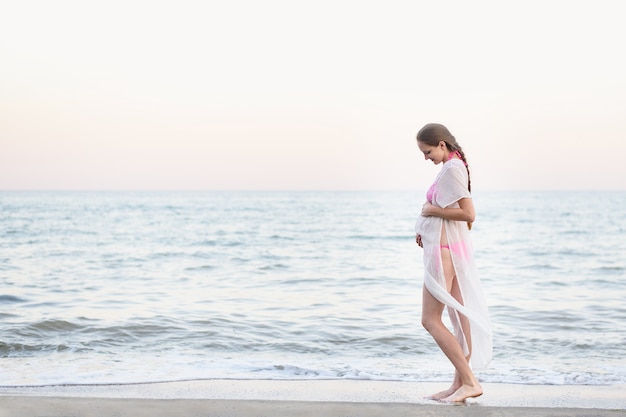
[1,190,625,387]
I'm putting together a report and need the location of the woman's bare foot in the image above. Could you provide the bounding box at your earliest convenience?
[425,372,463,401]
[442,383,483,403]
[424,384,460,400]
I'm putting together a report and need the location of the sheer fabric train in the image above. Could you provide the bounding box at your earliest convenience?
[415,159,493,370]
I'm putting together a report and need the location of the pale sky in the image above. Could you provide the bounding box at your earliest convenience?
[1,0,625,191]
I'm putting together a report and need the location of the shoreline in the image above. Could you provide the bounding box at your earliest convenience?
[1,379,624,416]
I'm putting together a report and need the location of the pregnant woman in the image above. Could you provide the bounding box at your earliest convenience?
[414,123,492,402]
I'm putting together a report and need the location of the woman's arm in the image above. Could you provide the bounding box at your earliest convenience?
[421,197,475,223]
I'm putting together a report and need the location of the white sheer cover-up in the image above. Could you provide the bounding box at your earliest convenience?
[415,159,493,370]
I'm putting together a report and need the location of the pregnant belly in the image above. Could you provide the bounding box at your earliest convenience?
[415,216,440,241]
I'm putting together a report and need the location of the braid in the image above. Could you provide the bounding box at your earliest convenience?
[446,144,472,230]
[452,147,471,193]
[452,147,472,230]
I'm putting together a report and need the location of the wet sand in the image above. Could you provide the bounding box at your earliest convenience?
[1,380,624,417]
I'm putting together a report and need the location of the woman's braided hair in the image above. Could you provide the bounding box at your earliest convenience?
[416,123,472,229]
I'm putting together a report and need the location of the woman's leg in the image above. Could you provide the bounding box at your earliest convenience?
[441,276,475,400]
[421,284,462,400]
[422,246,482,402]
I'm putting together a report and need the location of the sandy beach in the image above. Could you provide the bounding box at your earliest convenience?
[1,380,624,417]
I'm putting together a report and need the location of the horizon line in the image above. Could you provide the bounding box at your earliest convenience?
[1,188,625,193]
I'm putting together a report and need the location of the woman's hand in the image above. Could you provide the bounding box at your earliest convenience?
[421,202,437,217]
[416,234,423,248]
[421,199,475,223]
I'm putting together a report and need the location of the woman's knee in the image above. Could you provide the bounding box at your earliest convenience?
[421,315,442,333]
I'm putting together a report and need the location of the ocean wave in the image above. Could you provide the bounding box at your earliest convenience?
[0,295,28,303]
[1,342,80,355]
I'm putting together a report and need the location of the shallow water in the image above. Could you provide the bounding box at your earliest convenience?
[1,190,624,385]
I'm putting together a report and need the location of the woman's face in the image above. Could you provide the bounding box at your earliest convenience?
[417,140,447,165]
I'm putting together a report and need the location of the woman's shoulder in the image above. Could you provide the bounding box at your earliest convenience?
[446,158,466,167]
[439,159,469,190]
[442,159,468,175]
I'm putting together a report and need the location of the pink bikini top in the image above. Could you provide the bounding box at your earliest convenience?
[427,183,436,203]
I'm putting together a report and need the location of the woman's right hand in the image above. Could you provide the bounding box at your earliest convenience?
[416,234,423,248]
